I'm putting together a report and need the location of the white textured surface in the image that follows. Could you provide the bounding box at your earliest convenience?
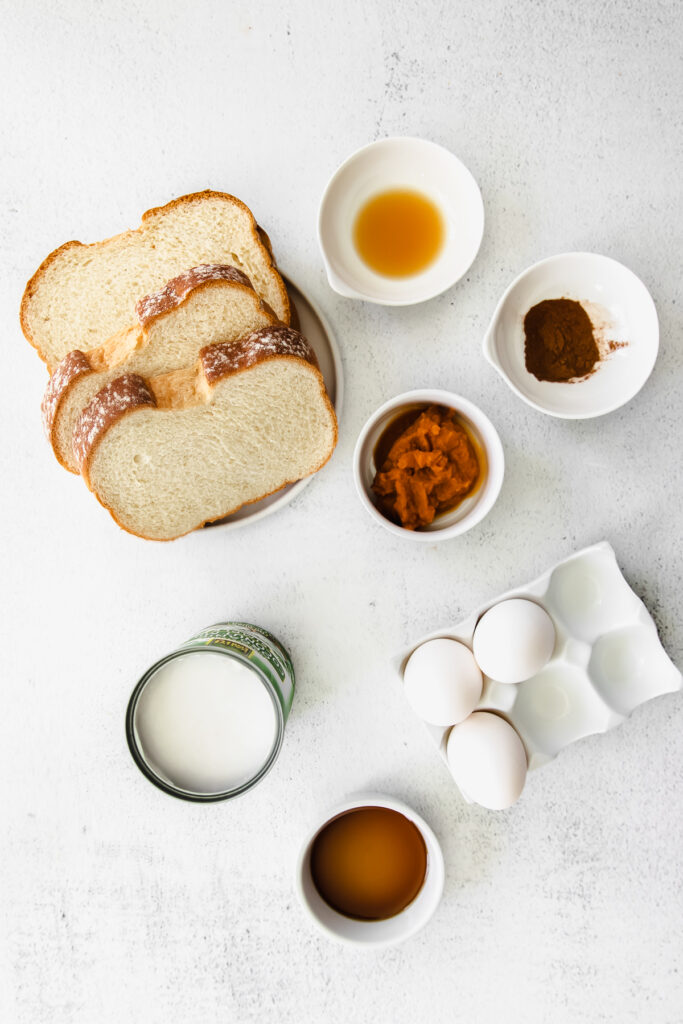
[1,1,682,1022]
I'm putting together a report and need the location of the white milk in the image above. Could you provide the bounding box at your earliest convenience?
[134,651,278,795]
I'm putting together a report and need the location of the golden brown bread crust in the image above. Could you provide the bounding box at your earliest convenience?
[286,292,301,333]
[41,350,92,438]
[201,325,319,384]
[20,190,291,365]
[135,264,252,326]
[256,225,273,256]
[73,373,156,471]
[73,326,338,539]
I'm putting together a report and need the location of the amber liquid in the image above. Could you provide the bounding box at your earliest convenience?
[353,189,444,277]
[310,806,427,921]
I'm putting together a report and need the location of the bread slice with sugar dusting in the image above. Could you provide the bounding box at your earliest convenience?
[21,190,290,369]
[42,264,279,473]
[73,326,338,541]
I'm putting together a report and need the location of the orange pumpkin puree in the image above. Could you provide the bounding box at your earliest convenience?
[372,405,480,530]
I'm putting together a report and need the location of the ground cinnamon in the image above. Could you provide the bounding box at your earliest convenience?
[524,298,600,382]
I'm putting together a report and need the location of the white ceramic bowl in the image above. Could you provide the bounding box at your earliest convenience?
[353,389,504,542]
[294,794,444,948]
[318,137,484,305]
[483,252,659,418]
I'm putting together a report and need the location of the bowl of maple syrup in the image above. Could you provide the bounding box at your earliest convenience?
[295,794,444,947]
[318,137,484,305]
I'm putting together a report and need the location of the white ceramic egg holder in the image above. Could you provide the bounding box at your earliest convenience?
[394,542,681,797]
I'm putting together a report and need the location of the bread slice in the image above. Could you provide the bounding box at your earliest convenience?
[72,326,338,540]
[21,190,290,369]
[42,264,279,473]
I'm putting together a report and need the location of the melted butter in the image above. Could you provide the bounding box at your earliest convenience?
[353,189,444,277]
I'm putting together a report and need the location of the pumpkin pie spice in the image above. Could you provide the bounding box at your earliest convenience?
[523,298,601,382]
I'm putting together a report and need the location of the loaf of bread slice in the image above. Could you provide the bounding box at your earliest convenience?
[72,326,338,540]
[42,264,279,473]
[21,191,290,369]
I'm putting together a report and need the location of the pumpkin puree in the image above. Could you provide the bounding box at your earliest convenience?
[372,405,480,530]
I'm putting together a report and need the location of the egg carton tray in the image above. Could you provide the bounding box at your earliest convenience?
[394,541,681,789]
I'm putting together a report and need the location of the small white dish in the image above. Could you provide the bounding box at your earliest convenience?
[294,794,444,948]
[483,252,659,418]
[318,137,484,305]
[353,389,504,542]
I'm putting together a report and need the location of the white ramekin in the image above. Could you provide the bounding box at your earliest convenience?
[353,389,504,542]
[294,793,444,948]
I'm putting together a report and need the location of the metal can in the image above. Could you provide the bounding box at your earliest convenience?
[126,621,295,802]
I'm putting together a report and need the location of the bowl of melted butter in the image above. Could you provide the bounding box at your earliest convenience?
[318,137,484,305]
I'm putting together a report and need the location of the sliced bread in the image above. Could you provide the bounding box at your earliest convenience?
[73,326,338,540]
[42,264,279,473]
[21,190,290,369]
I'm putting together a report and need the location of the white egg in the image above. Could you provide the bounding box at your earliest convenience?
[403,638,483,726]
[473,598,556,684]
[446,711,527,809]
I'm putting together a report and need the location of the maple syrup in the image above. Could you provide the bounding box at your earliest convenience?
[353,188,444,277]
[310,806,427,920]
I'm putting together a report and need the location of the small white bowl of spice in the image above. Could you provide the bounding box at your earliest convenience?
[353,389,504,541]
[318,137,484,305]
[483,251,659,419]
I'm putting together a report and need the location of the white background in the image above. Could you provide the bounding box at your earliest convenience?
[1,2,682,1022]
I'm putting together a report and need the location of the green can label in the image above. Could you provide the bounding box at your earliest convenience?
[181,621,295,717]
